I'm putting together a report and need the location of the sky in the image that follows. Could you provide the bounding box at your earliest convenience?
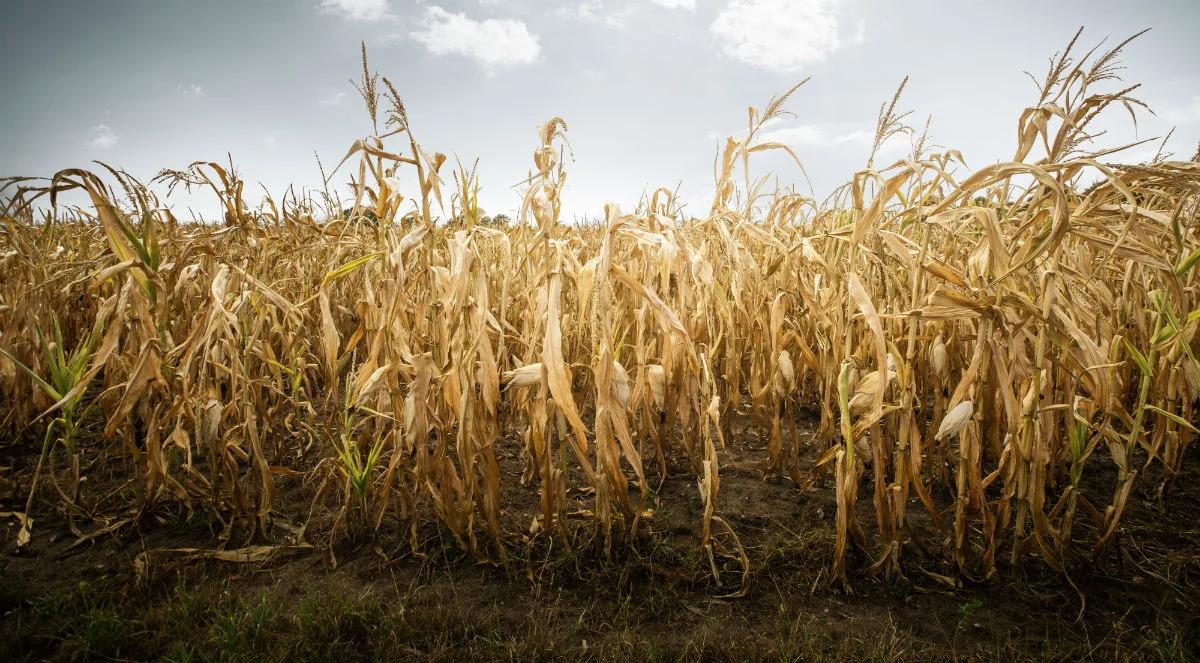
[2,0,1199,221]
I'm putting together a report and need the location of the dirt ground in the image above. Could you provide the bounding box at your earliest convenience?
[1,412,1197,662]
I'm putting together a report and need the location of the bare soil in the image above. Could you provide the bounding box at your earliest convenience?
[1,411,1197,662]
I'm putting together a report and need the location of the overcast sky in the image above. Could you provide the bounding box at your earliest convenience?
[2,0,1198,220]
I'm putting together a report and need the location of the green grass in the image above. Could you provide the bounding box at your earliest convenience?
[1,556,1194,663]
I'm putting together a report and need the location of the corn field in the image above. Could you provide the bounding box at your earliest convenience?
[2,34,1198,594]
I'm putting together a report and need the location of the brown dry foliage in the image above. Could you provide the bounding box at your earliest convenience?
[1,33,1198,593]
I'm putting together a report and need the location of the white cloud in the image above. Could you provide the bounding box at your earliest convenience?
[558,1,634,29]
[851,18,866,44]
[831,129,877,145]
[410,6,540,68]
[87,125,117,149]
[650,0,696,10]
[752,121,903,153]
[759,123,872,146]
[319,91,347,105]
[178,83,204,96]
[711,0,842,72]
[318,0,390,21]
[757,123,827,145]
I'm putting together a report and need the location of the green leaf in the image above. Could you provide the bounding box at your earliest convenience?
[322,252,381,287]
[1151,321,1179,346]
[1175,246,1200,276]
[1123,339,1152,377]
[1144,405,1200,434]
[1172,202,1184,250]
[115,218,147,262]
[0,346,63,402]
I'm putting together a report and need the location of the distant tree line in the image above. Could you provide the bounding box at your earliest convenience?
[340,209,511,227]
